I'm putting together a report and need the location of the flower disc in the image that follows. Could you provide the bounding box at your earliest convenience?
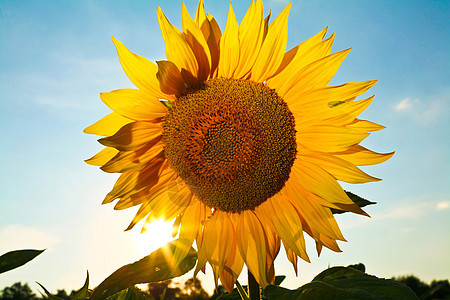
[163,78,297,212]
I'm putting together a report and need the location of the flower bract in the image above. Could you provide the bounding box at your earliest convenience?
[85,0,394,292]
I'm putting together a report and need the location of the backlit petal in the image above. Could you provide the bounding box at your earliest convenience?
[298,125,369,153]
[84,112,132,136]
[156,60,187,96]
[100,89,167,121]
[85,147,119,166]
[111,37,174,101]
[98,121,162,151]
[218,3,240,78]
[234,0,265,79]
[251,3,291,82]
[157,6,199,85]
[182,3,211,81]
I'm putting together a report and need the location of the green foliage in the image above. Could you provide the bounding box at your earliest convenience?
[331,191,376,214]
[106,287,154,300]
[263,266,418,300]
[0,282,39,300]
[36,282,65,300]
[38,272,90,300]
[274,276,286,286]
[392,275,450,299]
[0,249,45,274]
[90,240,197,300]
[147,280,179,300]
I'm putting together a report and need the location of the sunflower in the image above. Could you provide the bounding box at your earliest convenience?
[85,0,393,292]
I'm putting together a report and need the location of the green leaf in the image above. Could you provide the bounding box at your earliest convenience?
[263,267,418,300]
[274,275,286,286]
[0,249,45,274]
[90,240,197,300]
[71,271,90,299]
[36,282,65,300]
[311,266,366,282]
[235,280,249,300]
[38,271,90,300]
[218,289,245,300]
[331,191,376,214]
[264,282,377,300]
[106,287,155,300]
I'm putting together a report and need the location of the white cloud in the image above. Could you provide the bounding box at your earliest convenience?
[394,92,450,123]
[338,199,449,230]
[436,201,450,210]
[376,202,431,220]
[0,224,57,253]
[395,97,416,111]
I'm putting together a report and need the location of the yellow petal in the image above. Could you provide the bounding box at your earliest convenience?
[298,125,369,153]
[144,179,192,223]
[100,89,167,121]
[283,242,298,275]
[218,2,240,78]
[111,37,174,101]
[194,0,207,26]
[195,2,222,77]
[261,220,279,285]
[113,189,148,211]
[103,156,166,205]
[283,183,346,241]
[156,60,187,96]
[85,147,119,166]
[219,238,244,293]
[157,6,199,86]
[256,198,310,262]
[172,198,208,265]
[236,210,269,287]
[347,119,386,132]
[84,112,133,136]
[204,14,222,77]
[201,212,235,287]
[283,49,351,99]
[333,145,394,166]
[269,33,334,93]
[234,0,265,79]
[268,27,328,85]
[172,214,182,238]
[98,121,162,151]
[251,3,291,82]
[318,234,342,253]
[295,96,375,129]
[182,3,211,82]
[124,165,178,229]
[300,149,381,183]
[101,139,164,173]
[292,159,359,208]
[289,81,376,112]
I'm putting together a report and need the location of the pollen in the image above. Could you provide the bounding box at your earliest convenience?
[163,78,296,212]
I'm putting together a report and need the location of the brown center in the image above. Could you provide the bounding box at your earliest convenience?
[162,78,297,212]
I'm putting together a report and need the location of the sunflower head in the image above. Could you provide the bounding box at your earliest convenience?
[85,0,393,292]
[163,77,297,212]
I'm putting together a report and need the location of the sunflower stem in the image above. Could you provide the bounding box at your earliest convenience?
[248,270,260,300]
[235,280,250,300]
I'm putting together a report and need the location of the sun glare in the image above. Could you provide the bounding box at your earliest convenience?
[133,219,174,254]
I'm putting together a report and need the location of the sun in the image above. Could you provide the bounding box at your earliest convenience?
[133,219,174,254]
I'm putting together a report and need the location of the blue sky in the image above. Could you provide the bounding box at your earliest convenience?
[1,0,449,295]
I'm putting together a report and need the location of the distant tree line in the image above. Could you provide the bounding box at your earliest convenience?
[1,273,449,299]
[0,277,213,300]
